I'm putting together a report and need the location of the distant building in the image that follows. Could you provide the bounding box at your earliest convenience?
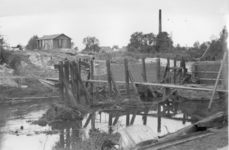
[37,34,71,50]
[100,46,112,53]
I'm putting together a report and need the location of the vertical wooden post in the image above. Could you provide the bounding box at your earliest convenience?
[110,70,121,99]
[126,113,130,126]
[184,59,187,78]
[70,62,77,101]
[59,61,64,101]
[91,112,95,130]
[64,60,70,103]
[182,114,186,125]
[157,103,161,132]
[180,58,184,82]
[108,114,112,133]
[124,59,130,95]
[128,71,141,101]
[106,60,112,97]
[143,108,149,125]
[90,60,94,98]
[167,58,170,83]
[174,57,177,84]
[142,58,148,98]
[181,57,187,79]
[73,62,80,103]
[156,58,161,83]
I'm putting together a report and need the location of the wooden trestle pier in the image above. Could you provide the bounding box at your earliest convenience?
[54,57,227,132]
[54,57,227,108]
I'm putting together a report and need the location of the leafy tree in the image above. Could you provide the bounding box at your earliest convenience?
[26,35,39,50]
[155,32,173,52]
[203,27,227,60]
[127,32,156,53]
[112,45,119,50]
[74,46,78,52]
[0,33,9,49]
[193,41,200,49]
[82,36,100,52]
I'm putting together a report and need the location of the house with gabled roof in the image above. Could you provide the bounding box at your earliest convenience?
[37,34,71,50]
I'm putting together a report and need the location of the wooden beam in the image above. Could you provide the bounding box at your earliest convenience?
[74,64,93,105]
[130,111,137,125]
[59,61,64,101]
[106,60,112,97]
[62,74,78,107]
[83,114,92,128]
[110,69,121,99]
[113,116,120,125]
[85,80,228,93]
[124,59,130,95]
[156,58,161,83]
[128,70,141,101]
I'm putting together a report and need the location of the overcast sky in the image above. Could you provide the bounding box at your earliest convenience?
[0,0,228,49]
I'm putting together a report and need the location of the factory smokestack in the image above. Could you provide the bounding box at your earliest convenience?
[159,9,162,33]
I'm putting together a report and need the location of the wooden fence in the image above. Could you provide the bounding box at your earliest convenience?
[191,61,224,85]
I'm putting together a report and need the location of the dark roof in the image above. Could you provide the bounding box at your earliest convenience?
[38,34,71,40]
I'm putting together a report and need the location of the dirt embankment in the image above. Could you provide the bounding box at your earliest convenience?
[0,50,59,100]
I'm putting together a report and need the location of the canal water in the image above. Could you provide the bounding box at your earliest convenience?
[0,99,208,150]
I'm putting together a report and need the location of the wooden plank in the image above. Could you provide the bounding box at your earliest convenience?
[106,60,112,97]
[3,96,59,100]
[140,132,214,150]
[124,59,130,95]
[130,111,137,125]
[142,58,148,98]
[126,113,130,126]
[110,69,121,99]
[69,62,77,101]
[59,61,64,101]
[113,116,120,125]
[72,61,80,103]
[208,52,228,109]
[143,108,149,125]
[64,60,70,103]
[75,64,93,105]
[109,114,113,126]
[62,74,78,107]
[157,103,161,132]
[91,112,95,130]
[128,70,141,101]
[83,114,92,128]
[85,80,228,92]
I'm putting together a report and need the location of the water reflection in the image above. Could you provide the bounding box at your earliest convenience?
[0,99,209,150]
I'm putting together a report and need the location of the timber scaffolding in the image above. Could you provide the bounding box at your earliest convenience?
[54,57,228,109]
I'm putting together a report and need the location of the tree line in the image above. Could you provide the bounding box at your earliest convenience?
[2,26,227,61]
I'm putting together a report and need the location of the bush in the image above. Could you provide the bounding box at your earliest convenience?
[26,35,39,50]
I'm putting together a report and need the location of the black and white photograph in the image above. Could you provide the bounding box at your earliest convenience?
[0,0,228,149]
